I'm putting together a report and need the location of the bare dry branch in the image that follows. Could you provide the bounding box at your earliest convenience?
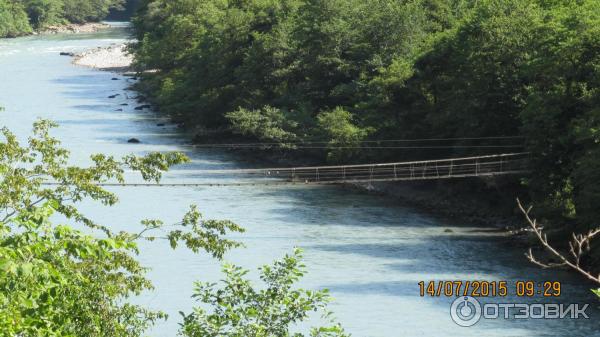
[517,198,600,285]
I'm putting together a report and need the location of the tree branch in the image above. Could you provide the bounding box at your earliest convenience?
[518,198,600,285]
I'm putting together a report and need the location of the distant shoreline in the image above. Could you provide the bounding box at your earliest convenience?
[0,22,111,39]
[37,22,111,35]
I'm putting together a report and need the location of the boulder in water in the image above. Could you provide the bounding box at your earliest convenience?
[127,138,141,144]
[59,52,75,56]
[134,105,151,110]
[108,94,120,98]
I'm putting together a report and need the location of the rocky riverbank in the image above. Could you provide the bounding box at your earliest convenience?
[38,22,110,35]
[72,44,133,72]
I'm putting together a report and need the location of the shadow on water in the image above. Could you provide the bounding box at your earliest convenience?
[51,74,111,85]
[324,279,422,297]
[241,186,442,228]
[56,118,127,126]
[311,234,600,300]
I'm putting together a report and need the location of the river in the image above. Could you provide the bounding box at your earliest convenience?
[0,24,597,337]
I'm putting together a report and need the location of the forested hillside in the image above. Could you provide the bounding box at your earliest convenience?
[131,0,600,234]
[0,0,123,37]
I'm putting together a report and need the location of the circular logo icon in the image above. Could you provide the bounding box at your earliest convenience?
[450,296,482,327]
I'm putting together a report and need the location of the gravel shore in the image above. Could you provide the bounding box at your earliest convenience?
[72,44,133,72]
[40,22,110,35]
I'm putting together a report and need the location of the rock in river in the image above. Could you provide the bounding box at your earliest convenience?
[134,105,152,110]
[127,138,141,144]
[59,52,74,56]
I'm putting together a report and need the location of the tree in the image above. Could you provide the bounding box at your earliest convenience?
[401,0,541,139]
[61,0,125,23]
[226,106,299,145]
[180,249,348,337]
[21,0,64,28]
[0,119,244,335]
[519,0,600,225]
[316,107,371,162]
[0,0,32,37]
[518,200,600,299]
[0,0,125,35]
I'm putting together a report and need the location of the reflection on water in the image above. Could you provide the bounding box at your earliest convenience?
[0,24,598,337]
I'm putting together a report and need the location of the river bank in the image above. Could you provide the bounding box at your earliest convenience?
[37,22,111,35]
[72,43,529,233]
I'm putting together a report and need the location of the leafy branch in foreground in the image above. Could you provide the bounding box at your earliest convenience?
[0,201,164,336]
[0,119,345,336]
[0,120,245,336]
[518,199,600,298]
[137,205,244,259]
[180,248,349,337]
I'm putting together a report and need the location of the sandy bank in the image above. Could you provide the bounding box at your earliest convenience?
[72,44,133,72]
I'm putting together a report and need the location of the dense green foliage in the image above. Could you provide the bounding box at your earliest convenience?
[0,119,345,335]
[0,120,239,335]
[180,249,347,337]
[106,0,138,20]
[0,0,123,37]
[131,0,600,231]
[0,0,31,37]
[1,202,166,336]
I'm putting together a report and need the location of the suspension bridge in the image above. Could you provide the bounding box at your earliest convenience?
[42,152,530,187]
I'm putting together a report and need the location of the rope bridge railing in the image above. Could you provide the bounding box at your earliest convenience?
[39,153,530,187]
[204,152,530,184]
